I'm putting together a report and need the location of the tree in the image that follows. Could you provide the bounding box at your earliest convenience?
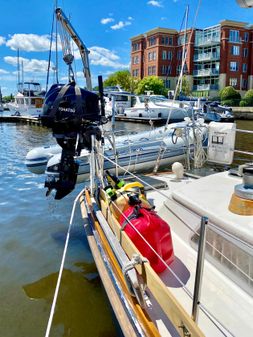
[103,70,139,93]
[135,76,167,95]
[239,89,253,107]
[219,86,241,101]
[175,75,191,98]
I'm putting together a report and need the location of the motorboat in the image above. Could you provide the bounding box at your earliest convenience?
[104,88,134,117]
[77,121,253,337]
[122,95,194,123]
[7,81,45,117]
[199,101,234,123]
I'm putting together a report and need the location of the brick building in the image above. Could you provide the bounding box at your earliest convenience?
[130,20,253,97]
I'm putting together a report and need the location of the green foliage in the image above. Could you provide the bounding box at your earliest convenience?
[103,70,139,93]
[239,99,250,107]
[219,86,241,101]
[135,76,167,95]
[244,89,253,99]
[178,76,191,97]
[221,99,240,107]
[240,89,253,107]
[3,94,13,102]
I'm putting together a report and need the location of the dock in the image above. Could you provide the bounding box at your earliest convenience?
[115,115,164,124]
[0,115,42,126]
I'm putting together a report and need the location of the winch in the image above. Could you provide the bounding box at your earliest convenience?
[229,164,253,215]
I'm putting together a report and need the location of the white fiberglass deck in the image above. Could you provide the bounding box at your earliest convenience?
[146,171,253,337]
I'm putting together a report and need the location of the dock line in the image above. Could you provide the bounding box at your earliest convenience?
[44,188,84,337]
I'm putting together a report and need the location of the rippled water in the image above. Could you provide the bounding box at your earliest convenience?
[0,123,123,337]
[0,120,252,337]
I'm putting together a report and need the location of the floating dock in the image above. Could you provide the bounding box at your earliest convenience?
[115,115,164,124]
[0,115,42,126]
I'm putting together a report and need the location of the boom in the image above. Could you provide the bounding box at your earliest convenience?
[55,7,92,90]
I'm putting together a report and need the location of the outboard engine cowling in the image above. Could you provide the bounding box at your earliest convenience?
[41,81,102,199]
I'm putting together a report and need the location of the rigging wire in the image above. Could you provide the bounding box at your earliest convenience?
[153,0,202,173]
[46,5,55,93]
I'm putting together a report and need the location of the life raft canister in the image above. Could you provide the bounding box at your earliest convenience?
[119,206,174,273]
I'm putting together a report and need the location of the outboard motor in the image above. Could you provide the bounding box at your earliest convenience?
[41,81,102,199]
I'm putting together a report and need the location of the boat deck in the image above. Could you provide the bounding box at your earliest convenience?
[146,171,253,336]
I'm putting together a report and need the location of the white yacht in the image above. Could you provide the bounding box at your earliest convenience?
[7,81,45,117]
[122,95,194,123]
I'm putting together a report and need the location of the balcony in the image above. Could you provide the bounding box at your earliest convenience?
[193,84,219,91]
[193,69,220,77]
[195,36,220,47]
[194,52,220,62]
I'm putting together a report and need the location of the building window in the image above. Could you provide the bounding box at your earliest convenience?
[242,79,248,90]
[161,36,173,45]
[162,50,167,60]
[162,50,172,60]
[229,78,237,87]
[148,66,156,75]
[164,79,171,88]
[148,37,156,46]
[242,63,247,73]
[132,56,139,64]
[132,69,139,77]
[176,65,182,74]
[168,51,173,60]
[230,61,238,71]
[132,43,140,51]
[243,48,248,57]
[229,30,240,42]
[177,50,182,60]
[161,65,172,75]
[148,51,156,61]
[244,32,249,42]
[231,45,240,56]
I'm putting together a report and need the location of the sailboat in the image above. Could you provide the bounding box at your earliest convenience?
[31,2,253,337]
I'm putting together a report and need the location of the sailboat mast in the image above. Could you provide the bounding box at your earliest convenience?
[17,48,20,89]
[179,5,189,94]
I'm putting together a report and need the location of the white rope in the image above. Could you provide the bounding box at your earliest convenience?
[44,188,84,337]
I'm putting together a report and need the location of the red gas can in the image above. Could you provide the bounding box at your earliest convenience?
[119,206,174,273]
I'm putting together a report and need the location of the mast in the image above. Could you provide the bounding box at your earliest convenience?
[17,48,20,90]
[179,5,189,95]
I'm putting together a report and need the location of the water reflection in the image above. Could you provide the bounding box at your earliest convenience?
[23,264,117,337]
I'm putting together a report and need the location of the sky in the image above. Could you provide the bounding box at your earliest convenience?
[0,0,253,95]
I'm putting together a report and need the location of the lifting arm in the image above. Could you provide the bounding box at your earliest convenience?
[55,7,92,90]
[236,0,253,7]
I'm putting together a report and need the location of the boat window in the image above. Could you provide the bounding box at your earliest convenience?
[25,98,29,105]
[114,95,128,102]
[191,227,253,295]
[17,98,24,105]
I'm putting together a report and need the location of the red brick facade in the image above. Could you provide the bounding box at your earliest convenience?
[130,21,253,95]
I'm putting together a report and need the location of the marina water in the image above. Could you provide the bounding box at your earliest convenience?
[0,120,252,337]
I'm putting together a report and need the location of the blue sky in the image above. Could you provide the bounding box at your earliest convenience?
[0,0,252,95]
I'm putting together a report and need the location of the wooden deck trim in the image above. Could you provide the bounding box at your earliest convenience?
[80,192,161,337]
[99,193,205,337]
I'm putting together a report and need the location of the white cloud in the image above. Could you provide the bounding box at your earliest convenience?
[111,21,132,30]
[89,46,128,68]
[0,36,6,46]
[101,17,114,24]
[4,56,54,73]
[147,1,163,7]
[5,34,56,52]
[0,69,9,74]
